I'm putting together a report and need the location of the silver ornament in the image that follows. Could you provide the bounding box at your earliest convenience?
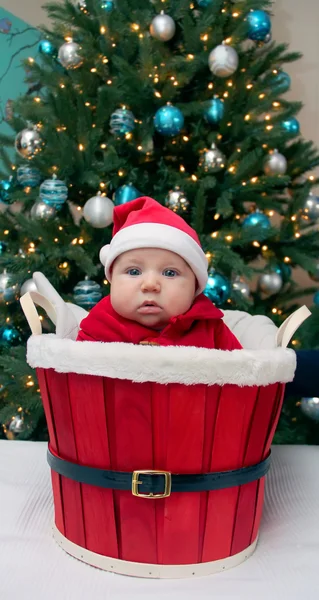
[9,415,25,433]
[302,193,319,221]
[208,45,239,78]
[258,272,283,295]
[20,278,38,296]
[150,11,176,42]
[264,149,287,176]
[232,277,250,298]
[15,127,43,159]
[0,271,19,305]
[200,143,226,172]
[58,41,83,70]
[31,200,56,220]
[300,397,319,422]
[83,193,114,228]
[165,187,189,213]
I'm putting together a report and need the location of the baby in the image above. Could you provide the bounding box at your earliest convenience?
[77,196,242,349]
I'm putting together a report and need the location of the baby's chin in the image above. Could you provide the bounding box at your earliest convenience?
[133,314,168,329]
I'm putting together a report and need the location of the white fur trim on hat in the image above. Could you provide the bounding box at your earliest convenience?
[100,223,208,294]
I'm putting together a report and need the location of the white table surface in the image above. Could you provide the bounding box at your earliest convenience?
[0,441,318,600]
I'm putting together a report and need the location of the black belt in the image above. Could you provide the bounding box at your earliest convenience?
[47,447,271,499]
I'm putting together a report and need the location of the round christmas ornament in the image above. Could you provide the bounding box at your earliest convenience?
[154,104,184,137]
[204,271,231,306]
[300,397,319,422]
[78,0,87,10]
[242,211,271,231]
[302,193,319,221]
[40,174,68,210]
[232,276,250,298]
[204,98,224,125]
[208,45,239,78]
[0,242,7,254]
[101,0,114,11]
[8,414,25,432]
[15,126,43,159]
[247,10,271,42]
[200,143,226,173]
[309,259,319,282]
[258,272,283,295]
[0,271,19,305]
[281,117,300,136]
[272,71,291,94]
[110,107,135,136]
[83,192,114,228]
[274,262,291,283]
[114,184,140,206]
[313,290,319,305]
[165,187,189,213]
[0,325,22,347]
[58,41,83,70]
[20,278,38,296]
[38,39,57,57]
[197,0,213,6]
[0,178,13,202]
[17,165,41,188]
[150,11,176,42]
[30,200,56,220]
[264,150,287,176]
[73,277,103,309]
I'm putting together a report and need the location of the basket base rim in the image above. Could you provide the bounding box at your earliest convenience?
[52,523,258,579]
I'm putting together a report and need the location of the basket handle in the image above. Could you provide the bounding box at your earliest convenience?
[276,305,311,348]
[20,291,57,336]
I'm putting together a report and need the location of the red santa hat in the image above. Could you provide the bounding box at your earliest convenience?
[99,196,208,295]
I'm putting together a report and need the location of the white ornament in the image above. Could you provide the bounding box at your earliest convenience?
[264,150,287,176]
[83,193,114,228]
[58,41,83,70]
[208,45,239,78]
[258,272,283,295]
[31,201,56,220]
[150,11,176,42]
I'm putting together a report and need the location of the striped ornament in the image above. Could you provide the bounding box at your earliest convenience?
[110,108,135,136]
[40,175,68,209]
[17,165,41,188]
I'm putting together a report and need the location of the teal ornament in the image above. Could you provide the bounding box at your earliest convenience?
[114,184,140,205]
[197,0,213,6]
[40,174,68,209]
[38,39,57,56]
[154,105,184,137]
[242,211,271,231]
[0,325,22,347]
[17,165,41,188]
[274,262,291,283]
[247,10,271,42]
[272,71,291,94]
[313,291,319,305]
[73,278,102,309]
[204,271,231,306]
[204,98,224,125]
[101,0,114,11]
[281,117,300,135]
[0,242,7,254]
[300,397,319,422]
[110,108,135,136]
[0,178,13,202]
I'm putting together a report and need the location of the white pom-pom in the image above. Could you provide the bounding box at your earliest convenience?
[99,244,110,267]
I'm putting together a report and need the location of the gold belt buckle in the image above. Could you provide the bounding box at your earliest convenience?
[132,470,172,499]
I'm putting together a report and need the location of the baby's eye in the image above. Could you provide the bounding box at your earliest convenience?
[163,269,178,278]
[127,268,141,276]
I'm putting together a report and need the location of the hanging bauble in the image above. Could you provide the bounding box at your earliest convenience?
[197,0,213,6]
[273,262,291,283]
[30,200,56,220]
[58,41,83,70]
[0,241,7,254]
[0,177,13,202]
[15,126,43,159]
[154,104,184,137]
[40,174,68,210]
[20,278,38,296]
[313,291,319,306]
[0,325,22,347]
[78,0,87,10]
[309,260,319,282]
[0,271,19,305]
[17,165,41,188]
[232,276,250,298]
[272,71,291,94]
[281,117,300,136]
[300,397,319,422]
[83,192,114,228]
[259,31,272,46]
[165,187,189,213]
[264,150,287,176]
[8,414,25,432]
[258,272,283,295]
[204,271,231,306]
[302,193,319,221]
[73,277,103,309]
[150,11,176,42]
[208,45,239,78]
[101,0,114,11]
[204,98,224,125]
[114,184,140,205]
[110,107,135,136]
[38,39,57,57]
[247,10,271,42]
[199,143,226,173]
[242,211,271,231]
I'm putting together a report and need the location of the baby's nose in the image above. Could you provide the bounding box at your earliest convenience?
[141,273,161,291]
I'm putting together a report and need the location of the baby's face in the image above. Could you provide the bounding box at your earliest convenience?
[110,248,196,329]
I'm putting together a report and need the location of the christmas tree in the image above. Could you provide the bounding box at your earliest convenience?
[0,0,319,442]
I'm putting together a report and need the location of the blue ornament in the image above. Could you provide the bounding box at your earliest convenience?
[114,184,140,205]
[204,271,231,306]
[272,71,291,94]
[17,165,41,188]
[101,0,114,11]
[247,10,271,42]
[242,211,271,231]
[281,117,300,136]
[314,291,319,306]
[110,108,135,136]
[204,98,224,125]
[0,325,22,347]
[0,242,7,255]
[274,262,291,283]
[40,174,68,209]
[0,178,13,202]
[197,0,213,7]
[38,39,57,56]
[73,278,102,309]
[154,104,184,137]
